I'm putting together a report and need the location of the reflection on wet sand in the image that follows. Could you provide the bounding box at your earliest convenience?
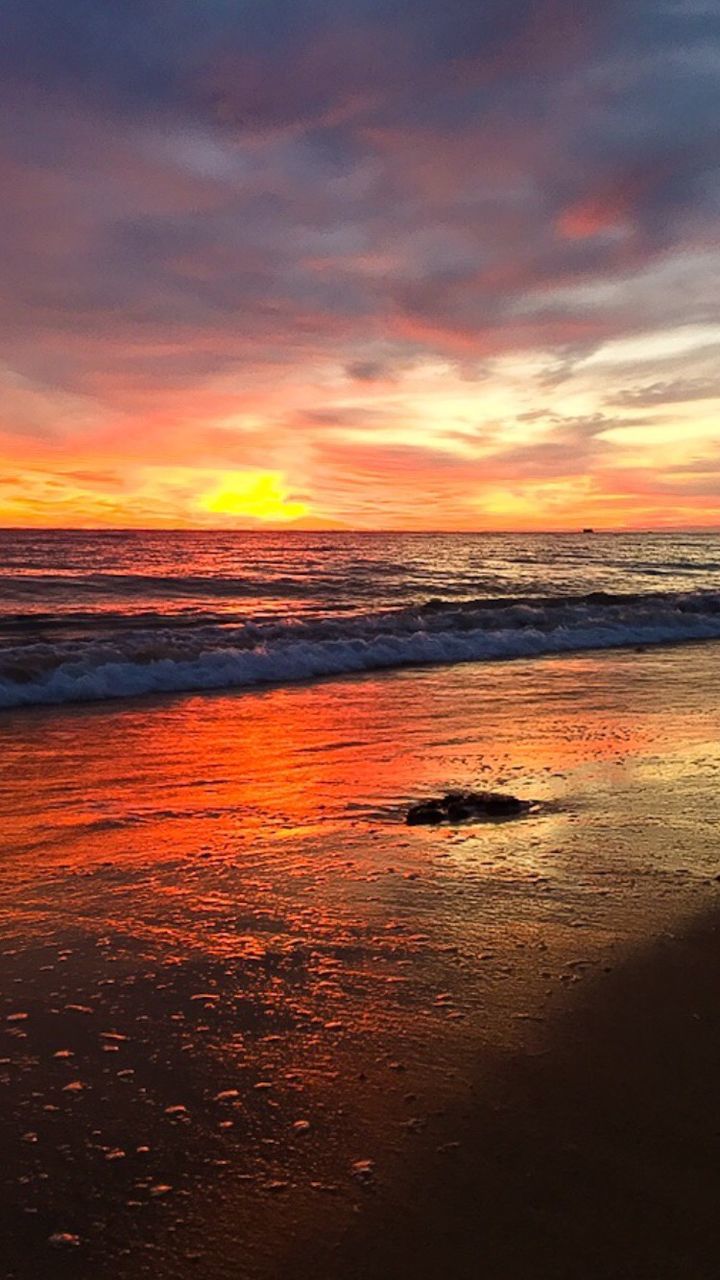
[1,644,720,1277]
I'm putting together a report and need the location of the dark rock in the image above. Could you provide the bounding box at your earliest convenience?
[446,800,472,822]
[406,790,531,826]
[406,801,445,826]
[483,794,525,816]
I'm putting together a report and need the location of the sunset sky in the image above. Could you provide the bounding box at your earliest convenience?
[1,0,719,530]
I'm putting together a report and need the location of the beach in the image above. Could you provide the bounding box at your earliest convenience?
[2,638,720,1277]
[4,0,720,1270]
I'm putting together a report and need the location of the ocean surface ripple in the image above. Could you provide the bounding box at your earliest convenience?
[1,530,719,709]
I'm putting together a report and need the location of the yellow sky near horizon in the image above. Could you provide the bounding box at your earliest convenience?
[2,322,719,531]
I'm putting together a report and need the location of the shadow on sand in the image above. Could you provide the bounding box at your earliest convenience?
[296,905,720,1280]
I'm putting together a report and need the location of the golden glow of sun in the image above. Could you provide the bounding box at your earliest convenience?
[199,471,307,522]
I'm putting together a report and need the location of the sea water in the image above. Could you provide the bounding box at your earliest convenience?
[1,529,719,708]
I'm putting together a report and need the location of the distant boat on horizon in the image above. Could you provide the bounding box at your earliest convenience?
[582,527,595,534]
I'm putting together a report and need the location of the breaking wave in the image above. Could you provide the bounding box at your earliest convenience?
[2,589,720,710]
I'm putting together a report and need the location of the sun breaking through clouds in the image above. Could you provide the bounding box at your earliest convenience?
[200,472,307,523]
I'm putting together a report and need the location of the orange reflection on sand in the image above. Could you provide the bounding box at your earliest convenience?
[0,647,705,876]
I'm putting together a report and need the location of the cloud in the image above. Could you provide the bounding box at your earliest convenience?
[0,0,718,526]
[345,359,392,382]
[611,377,720,406]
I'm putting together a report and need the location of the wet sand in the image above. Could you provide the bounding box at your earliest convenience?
[1,643,720,1277]
[325,903,720,1280]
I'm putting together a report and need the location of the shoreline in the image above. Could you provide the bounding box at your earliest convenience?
[3,629,720,723]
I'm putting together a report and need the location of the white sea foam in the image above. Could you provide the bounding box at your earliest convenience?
[2,590,720,709]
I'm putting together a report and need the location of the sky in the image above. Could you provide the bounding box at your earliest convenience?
[1,0,719,531]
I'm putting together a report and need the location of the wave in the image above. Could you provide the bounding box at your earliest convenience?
[2,589,720,710]
[0,572,327,599]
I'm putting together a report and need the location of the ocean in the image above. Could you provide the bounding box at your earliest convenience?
[1,529,720,710]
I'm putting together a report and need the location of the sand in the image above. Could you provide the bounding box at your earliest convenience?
[1,642,720,1278]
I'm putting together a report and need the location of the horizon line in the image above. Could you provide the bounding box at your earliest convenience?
[1,525,720,536]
